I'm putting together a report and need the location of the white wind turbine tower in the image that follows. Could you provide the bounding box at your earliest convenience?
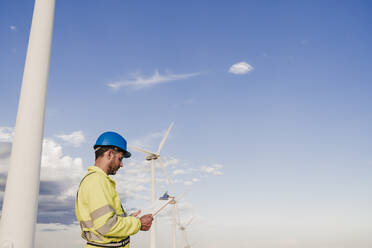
[168,192,186,248]
[0,1,55,248]
[129,122,174,248]
[175,208,197,248]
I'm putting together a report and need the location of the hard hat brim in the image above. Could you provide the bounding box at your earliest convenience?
[122,150,131,158]
[94,145,131,158]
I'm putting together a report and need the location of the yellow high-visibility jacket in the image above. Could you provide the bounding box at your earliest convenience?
[75,166,141,248]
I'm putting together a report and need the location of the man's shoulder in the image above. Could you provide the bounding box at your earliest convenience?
[80,171,107,187]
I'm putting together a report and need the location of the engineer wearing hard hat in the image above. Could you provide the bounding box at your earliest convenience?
[75,131,153,248]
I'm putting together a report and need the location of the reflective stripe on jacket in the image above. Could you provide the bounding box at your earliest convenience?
[75,166,141,248]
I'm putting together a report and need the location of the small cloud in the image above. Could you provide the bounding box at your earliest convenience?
[161,157,179,168]
[107,70,201,90]
[114,159,152,201]
[180,177,200,186]
[200,164,223,176]
[40,227,68,232]
[229,62,254,75]
[55,131,85,147]
[37,223,72,232]
[184,181,193,186]
[0,142,12,159]
[173,169,186,175]
[0,127,14,142]
[9,26,16,31]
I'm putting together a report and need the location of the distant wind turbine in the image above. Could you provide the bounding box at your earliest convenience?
[129,122,174,248]
[176,207,197,248]
[169,191,190,248]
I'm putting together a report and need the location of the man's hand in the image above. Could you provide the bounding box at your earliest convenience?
[139,214,153,231]
[130,210,141,217]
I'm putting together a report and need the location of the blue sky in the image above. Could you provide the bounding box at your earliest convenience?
[1,1,372,247]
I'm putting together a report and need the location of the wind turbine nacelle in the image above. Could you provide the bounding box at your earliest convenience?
[145,154,158,160]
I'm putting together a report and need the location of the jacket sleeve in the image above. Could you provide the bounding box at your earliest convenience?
[80,174,141,239]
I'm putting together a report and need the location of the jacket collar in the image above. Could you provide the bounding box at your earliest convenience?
[88,165,116,184]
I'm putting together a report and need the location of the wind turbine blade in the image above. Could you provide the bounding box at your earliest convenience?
[156,122,174,155]
[158,157,172,185]
[185,216,196,227]
[175,188,190,202]
[128,145,154,155]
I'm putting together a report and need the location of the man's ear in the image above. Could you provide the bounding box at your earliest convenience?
[104,149,113,160]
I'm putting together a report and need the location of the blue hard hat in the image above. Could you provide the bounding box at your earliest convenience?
[94,131,131,158]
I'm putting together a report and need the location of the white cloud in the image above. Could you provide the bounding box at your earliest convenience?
[107,70,201,90]
[192,177,200,182]
[158,157,179,168]
[128,129,225,199]
[114,159,151,201]
[0,131,85,224]
[37,138,85,223]
[130,129,225,187]
[9,25,16,31]
[173,169,186,175]
[229,61,254,75]
[0,127,14,142]
[0,128,13,174]
[41,139,84,184]
[56,131,85,147]
[182,177,201,186]
[200,164,223,176]
[113,156,183,201]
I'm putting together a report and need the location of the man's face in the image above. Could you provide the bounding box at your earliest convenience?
[107,150,124,175]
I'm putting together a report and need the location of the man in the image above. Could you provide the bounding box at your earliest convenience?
[75,131,153,248]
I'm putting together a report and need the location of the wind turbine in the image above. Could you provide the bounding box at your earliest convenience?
[163,189,191,248]
[0,1,55,247]
[160,190,191,248]
[175,207,197,248]
[129,122,174,248]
